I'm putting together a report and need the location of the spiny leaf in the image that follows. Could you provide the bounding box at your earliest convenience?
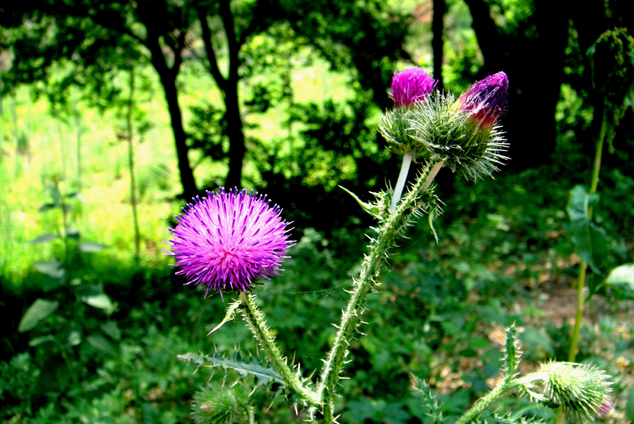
[208,301,240,335]
[504,324,521,378]
[178,351,284,390]
[339,185,380,218]
[411,374,443,424]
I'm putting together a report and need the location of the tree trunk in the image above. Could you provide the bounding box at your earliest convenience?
[145,34,198,199]
[223,80,246,189]
[432,0,446,92]
[464,0,569,171]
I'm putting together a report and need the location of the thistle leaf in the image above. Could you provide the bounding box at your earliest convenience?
[208,301,240,335]
[339,185,380,218]
[411,374,443,424]
[504,324,521,378]
[178,351,284,390]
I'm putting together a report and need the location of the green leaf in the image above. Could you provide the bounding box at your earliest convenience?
[339,185,380,218]
[66,228,81,240]
[566,185,608,273]
[178,351,284,389]
[29,335,56,346]
[87,335,118,356]
[28,234,59,244]
[81,293,113,310]
[38,203,57,212]
[208,301,240,335]
[606,263,634,300]
[18,298,59,332]
[34,261,66,279]
[626,383,634,422]
[78,242,109,252]
[101,321,121,340]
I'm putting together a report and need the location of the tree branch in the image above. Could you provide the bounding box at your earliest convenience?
[196,5,227,91]
[218,0,240,82]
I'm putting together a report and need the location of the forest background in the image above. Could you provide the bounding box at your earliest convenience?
[1,0,634,422]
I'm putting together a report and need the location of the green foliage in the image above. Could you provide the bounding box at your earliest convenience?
[566,185,608,273]
[605,263,634,300]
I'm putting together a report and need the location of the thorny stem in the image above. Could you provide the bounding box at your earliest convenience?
[455,379,512,424]
[317,161,443,422]
[238,292,320,408]
[390,151,415,212]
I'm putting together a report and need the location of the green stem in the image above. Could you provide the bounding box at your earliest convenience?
[567,104,607,365]
[390,151,415,212]
[238,292,320,408]
[317,161,443,422]
[455,380,511,424]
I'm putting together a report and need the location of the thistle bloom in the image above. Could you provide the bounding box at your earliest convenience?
[390,67,437,108]
[166,188,293,299]
[457,71,509,129]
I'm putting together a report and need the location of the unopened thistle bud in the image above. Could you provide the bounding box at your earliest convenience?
[380,67,437,155]
[457,72,509,130]
[518,362,612,423]
[408,72,510,181]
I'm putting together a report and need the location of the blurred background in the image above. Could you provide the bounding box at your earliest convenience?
[1,0,633,422]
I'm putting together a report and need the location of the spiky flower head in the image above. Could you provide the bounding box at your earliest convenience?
[166,188,293,299]
[193,383,253,424]
[380,67,437,155]
[457,72,509,130]
[519,362,612,423]
[390,67,437,108]
[408,89,509,182]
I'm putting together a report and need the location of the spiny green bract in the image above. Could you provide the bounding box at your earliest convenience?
[379,108,430,156]
[192,383,254,424]
[522,362,612,423]
[409,92,509,182]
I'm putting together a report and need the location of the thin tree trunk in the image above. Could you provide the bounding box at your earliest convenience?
[432,0,446,92]
[127,69,141,261]
[145,32,198,199]
[223,81,246,189]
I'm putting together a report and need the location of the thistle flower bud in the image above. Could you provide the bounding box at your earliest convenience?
[390,67,437,109]
[380,67,437,155]
[519,362,612,422]
[408,90,509,182]
[192,384,253,424]
[457,72,509,130]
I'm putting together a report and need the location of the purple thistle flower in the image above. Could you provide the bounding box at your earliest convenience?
[390,67,437,108]
[457,72,509,129]
[166,188,293,300]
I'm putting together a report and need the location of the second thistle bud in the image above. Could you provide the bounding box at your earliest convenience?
[380,67,437,155]
[408,72,510,181]
[456,72,509,130]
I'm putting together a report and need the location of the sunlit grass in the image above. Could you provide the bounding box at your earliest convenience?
[0,53,355,290]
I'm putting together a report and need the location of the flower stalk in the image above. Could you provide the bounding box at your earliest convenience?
[317,162,442,422]
[390,150,415,212]
[237,292,320,408]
